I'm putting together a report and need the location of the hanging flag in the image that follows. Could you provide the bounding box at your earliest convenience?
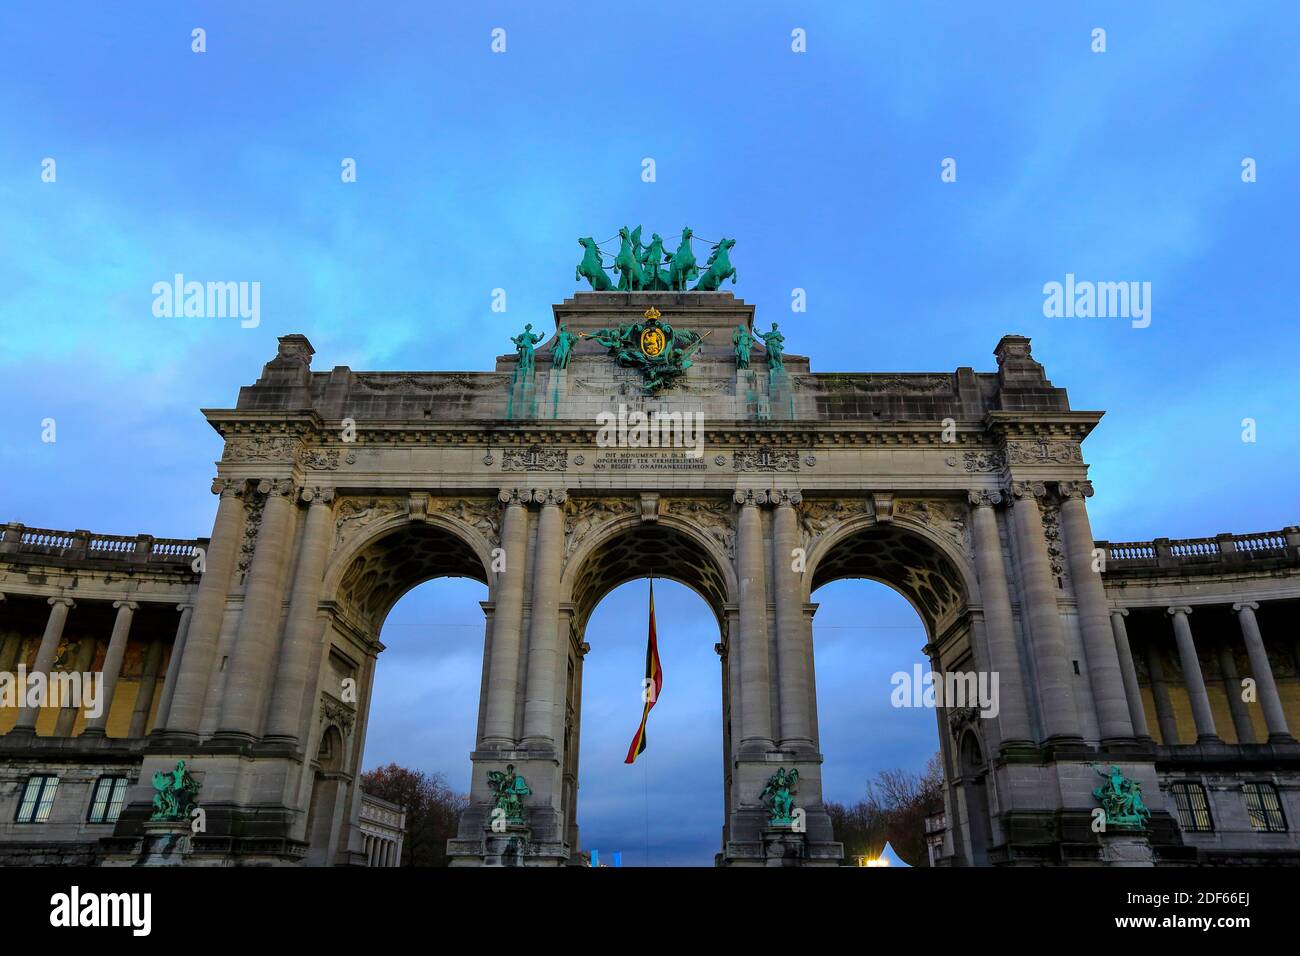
[624,579,663,764]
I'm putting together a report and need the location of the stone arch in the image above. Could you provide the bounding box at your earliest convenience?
[321,509,495,632]
[559,510,738,634]
[802,511,977,636]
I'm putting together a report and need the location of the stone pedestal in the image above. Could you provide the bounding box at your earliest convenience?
[134,820,193,867]
[762,827,807,867]
[1097,829,1155,867]
[483,825,532,867]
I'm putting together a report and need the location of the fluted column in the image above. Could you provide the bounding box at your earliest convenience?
[1058,482,1134,743]
[1144,641,1180,744]
[83,601,138,736]
[773,492,812,750]
[736,491,773,753]
[1168,606,1218,743]
[265,489,336,742]
[14,597,75,732]
[128,636,165,738]
[967,490,1032,746]
[1234,602,1293,742]
[482,489,530,747]
[1108,609,1151,740]
[522,489,566,748]
[153,603,193,731]
[1008,482,1080,743]
[163,479,247,736]
[217,479,299,739]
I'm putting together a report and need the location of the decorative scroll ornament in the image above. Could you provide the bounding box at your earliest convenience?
[760,767,800,826]
[503,444,568,472]
[320,696,356,736]
[300,448,358,470]
[1090,764,1152,830]
[486,764,532,825]
[963,450,1006,473]
[223,436,300,463]
[1006,439,1084,465]
[733,448,801,472]
[579,306,705,392]
[150,760,200,822]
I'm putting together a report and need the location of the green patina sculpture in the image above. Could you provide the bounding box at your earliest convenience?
[574,226,735,292]
[487,764,532,825]
[551,323,577,370]
[150,760,200,822]
[732,323,753,370]
[613,225,647,291]
[666,227,698,291]
[576,237,613,291]
[761,767,800,826]
[511,323,544,376]
[582,306,704,392]
[1091,764,1151,829]
[760,322,785,370]
[692,237,737,291]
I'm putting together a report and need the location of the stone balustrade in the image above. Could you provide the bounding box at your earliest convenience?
[1097,528,1300,572]
[0,522,207,567]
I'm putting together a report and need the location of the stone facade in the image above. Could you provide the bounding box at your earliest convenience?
[0,292,1296,866]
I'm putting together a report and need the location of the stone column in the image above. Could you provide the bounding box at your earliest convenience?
[482,490,530,748]
[53,634,98,737]
[1108,609,1151,741]
[163,479,246,736]
[1008,482,1080,743]
[81,601,138,736]
[217,479,299,740]
[1167,607,1219,743]
[967,491,1032,746]
[265,489,336,742]
[1234,602,1293,743]
[153,603,193,731]
[128,636,165,738]
[1144,641,1180,745]
[1058,483,1134,743]
[522,490,565,748]
[15,597,75,732]
[736,491,773,753]
[1215,641,1256,744]
[772,492,812,750]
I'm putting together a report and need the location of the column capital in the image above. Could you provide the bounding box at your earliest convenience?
[498,487,566,506]
[1008,480,1047,501]
[112,600,140,611]
[211,477,246,498]
[967,489,1003,507]
[176,602,195,612]
[47,596,75,608]
[1232,601,1260,613]
[733,489,759,507]
[751,489,801,507]
[1110,607,1129,618]
[1167,605,1193,617]
[255,478,298,498]
[1058,480,1095,500]
[301,486,335,505]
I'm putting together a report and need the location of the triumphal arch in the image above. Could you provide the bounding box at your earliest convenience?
[2,248,1299,865]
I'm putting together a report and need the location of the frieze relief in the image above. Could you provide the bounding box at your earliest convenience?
[237,494,266,578]
[427,497,502,549]
[564,497,638,558]
[223,436,301,463]
[1040,502,1068,583]
[733,448,801,472]
[666,498,736,560]
[354,372,509,392]
[895,498,972,557]
[1005,439,1083,465]
[300,447,358,470]
[334,496,405,549]
[961,449,1006,473]
[319,695,356,736]
[503,444,568,472]
[797,499,871,548]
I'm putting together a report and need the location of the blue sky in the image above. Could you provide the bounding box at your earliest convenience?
[1,3,1297,864]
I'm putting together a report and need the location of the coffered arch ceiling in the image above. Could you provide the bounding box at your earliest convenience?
[810,525,968,634]
[335,522,489,630]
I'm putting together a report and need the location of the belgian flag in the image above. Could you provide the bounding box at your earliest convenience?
[624,580,663,764]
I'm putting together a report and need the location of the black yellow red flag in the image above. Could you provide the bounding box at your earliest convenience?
[624,579,663,764]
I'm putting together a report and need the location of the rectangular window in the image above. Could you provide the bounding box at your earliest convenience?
[87,776,129,824]
[15,775,59,824]
[1243,783,1287,832]
[1169,782,1213,832]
